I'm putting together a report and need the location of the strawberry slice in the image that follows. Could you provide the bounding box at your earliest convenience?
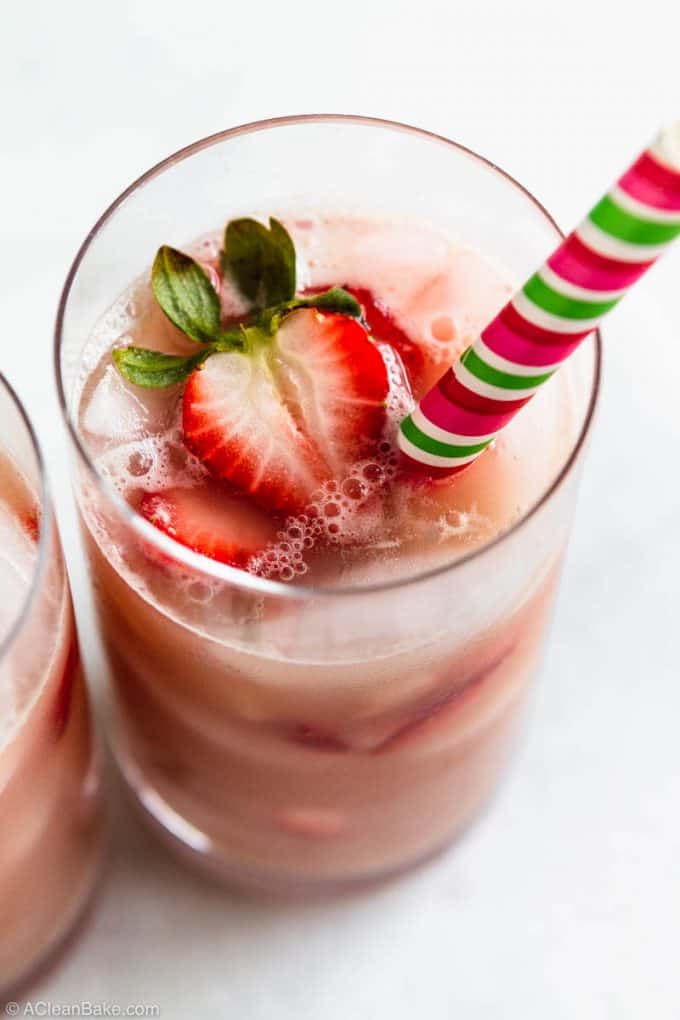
[139,482,277,566]
[182,309,389,515]
[339,286,425,392]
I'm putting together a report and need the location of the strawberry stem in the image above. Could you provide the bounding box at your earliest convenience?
[214,326,249,352]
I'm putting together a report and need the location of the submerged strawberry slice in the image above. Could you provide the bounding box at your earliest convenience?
[290,723,350,753]
[53,637,79,740]
[140,483,277,566]
[20,509,40,541]
[182,310,389,515]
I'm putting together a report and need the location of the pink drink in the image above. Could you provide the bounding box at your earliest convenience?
[0,410,106,994]
[68,206,595,890]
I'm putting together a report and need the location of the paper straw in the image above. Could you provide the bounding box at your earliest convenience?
[398,124,680,473]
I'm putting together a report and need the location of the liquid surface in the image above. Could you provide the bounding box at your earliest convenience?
[77,215,581,589]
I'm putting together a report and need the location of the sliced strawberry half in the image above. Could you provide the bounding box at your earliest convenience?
[182,309,389,515]
[140,482,277,566]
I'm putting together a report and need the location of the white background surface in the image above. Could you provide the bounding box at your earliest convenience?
[3,1,680,1016]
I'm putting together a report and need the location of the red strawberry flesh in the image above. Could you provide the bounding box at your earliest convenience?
[140,483,278,566]
[20,509,40,542]
[307,285,425,393]
[275,310,389,472]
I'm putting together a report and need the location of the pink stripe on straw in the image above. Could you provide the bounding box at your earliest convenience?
[548,233,651,291]
[420,383,512,436]
[619,151,680,211]
[439,370,531,416]
[481,312,583,368]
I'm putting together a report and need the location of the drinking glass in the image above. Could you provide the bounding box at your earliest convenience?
[0,374,106,997]
[55,116,600,891]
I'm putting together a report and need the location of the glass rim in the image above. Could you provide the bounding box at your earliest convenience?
[53,113,602,601]
[0,372,53,661]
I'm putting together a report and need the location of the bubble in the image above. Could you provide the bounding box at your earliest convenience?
[342,477,365,501]
[431,506,494,546]
[430,315,456,343]
[363,463,383,483]
[128,450,152,477]
[187,581,214,604]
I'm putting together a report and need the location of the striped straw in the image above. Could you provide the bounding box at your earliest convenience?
[398,124,680,473]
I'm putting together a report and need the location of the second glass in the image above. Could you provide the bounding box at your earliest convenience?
[0,374,106,997]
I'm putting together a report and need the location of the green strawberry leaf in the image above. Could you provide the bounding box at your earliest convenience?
[293,287,362,318]
[222,217,296,309]
[113,346,213,388]
[152,246,221,344]
[256,288,363,336]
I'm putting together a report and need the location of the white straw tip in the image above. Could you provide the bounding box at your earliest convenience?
[650,123,680,173]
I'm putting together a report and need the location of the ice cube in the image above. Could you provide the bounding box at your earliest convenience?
[82,365,150,443]
[402,248,511,353]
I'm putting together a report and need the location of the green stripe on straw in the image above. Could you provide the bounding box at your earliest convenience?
[400,415,492,458]
[523,273,619,320]
[589,194,680,245]
[460,347,555,391]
